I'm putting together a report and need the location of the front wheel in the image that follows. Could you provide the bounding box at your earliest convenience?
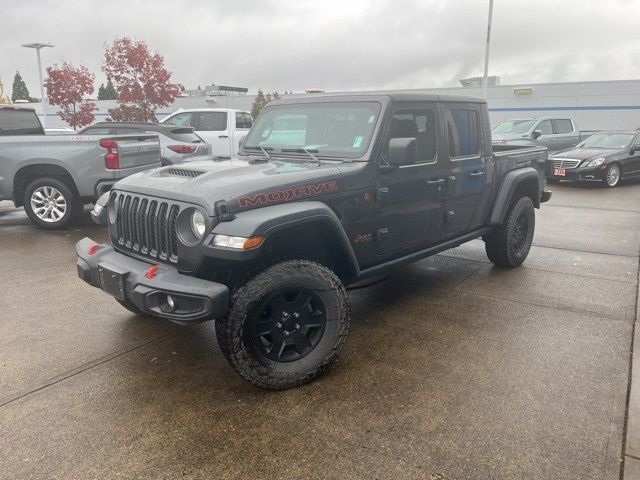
[603,163,621,188]
[215,260,350,389]
[23,177,81,229]
[484,196,535,268]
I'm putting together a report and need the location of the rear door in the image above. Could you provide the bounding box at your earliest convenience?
[196,111,230,155]
[626,134,640,177]
[375,103,447,255]
[441,102,492,238]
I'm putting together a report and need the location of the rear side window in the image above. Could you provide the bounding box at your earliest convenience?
[236,112,252,129]
[446,108,480,158]
[553,119,573,134]
[81,127,112,135]
[173,132,202,143]
[0,109,43,135]
[387,109,436,163]
[198,112,227,131]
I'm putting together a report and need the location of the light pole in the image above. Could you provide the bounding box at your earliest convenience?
[482,0,494,100]
[21,42,54,126]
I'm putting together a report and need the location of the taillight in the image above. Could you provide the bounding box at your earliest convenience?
[100,138,119,169]
[168,145,197,154]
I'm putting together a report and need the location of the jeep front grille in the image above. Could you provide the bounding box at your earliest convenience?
[113,192,180,263]
[552,159,581,169]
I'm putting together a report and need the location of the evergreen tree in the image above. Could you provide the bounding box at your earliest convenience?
[102,79,117,100]
[97,83,106,100]
[11,71,34,102]
[251,89,267,119]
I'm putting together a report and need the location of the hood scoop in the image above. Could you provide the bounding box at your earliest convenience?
[165,168,206,178]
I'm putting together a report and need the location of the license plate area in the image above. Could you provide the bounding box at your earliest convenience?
[554,168,566,176]
[98,262,128,301]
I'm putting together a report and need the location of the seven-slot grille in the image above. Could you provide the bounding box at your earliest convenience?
[552,158,581,169]
[166,168,205,178]
[113,193,180,263]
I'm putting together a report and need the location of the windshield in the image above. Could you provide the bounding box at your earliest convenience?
[492,119,535,134]
[577,133,633,149]
[242,102,381,159]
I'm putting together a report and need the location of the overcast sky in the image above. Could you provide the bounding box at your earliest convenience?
[1,0,640,98]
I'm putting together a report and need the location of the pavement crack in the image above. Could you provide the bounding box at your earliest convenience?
[0,332,177,409]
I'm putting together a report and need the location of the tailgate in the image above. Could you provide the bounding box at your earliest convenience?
[114,134,161,169]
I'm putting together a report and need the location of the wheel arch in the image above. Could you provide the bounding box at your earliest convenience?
[489,167,541,225]
[211,201,360,283]
[13,164,79,207]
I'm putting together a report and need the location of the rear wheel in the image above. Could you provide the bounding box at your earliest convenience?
[216,260,350,389]
[484,196,535,268]
[603,163,621,188]
[23,177,81,229]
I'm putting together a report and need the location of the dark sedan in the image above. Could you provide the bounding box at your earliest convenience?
[547,131,640,187]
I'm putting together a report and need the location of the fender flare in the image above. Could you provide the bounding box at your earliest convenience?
[489,167,541,225]
[210,201,360,280]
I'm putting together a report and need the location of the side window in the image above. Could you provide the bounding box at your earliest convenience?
[387,109,436,163]
[553,119,573,134]
[81,127,112,135]
[235,112,251,129]
[536,120,553,135]
[165,112,194,127]
[199,112,228,131]
[634,135,640,147]
[446,108,480,158]
[244,113,253,128]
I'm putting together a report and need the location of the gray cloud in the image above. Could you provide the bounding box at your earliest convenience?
[1,0,640,99]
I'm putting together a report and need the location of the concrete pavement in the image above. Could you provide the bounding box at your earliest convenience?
[1,180,639,480]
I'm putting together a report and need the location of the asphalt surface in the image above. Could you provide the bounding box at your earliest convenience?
[1,180,639,480]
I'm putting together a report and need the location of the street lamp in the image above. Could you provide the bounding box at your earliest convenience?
[21,41,54,126]
[482,0,494,100]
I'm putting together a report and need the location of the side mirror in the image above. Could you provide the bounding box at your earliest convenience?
[387,138,417,166]
[532,129,542,139]
[630,147,636,155]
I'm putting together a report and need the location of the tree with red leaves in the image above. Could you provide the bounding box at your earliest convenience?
[44,63,97,129]
[103,37,180,122]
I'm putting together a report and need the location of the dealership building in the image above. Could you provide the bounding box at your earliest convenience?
[37,78,640,132]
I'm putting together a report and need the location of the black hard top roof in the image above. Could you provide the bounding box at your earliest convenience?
[270,92,486,105]
[0,105,37,112]
[85,122,194,132]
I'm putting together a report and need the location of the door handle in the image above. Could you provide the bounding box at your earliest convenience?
[468,171,485,178]
[218,135,229,138]
[427,178,445,185]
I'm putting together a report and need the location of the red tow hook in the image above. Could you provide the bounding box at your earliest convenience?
[146,265,159,279]
[87,243,100,256]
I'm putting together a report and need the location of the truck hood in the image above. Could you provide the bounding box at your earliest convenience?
[113,156,356,216]
[549,147,621,161]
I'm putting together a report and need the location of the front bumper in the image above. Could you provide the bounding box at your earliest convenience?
[547,164,607,182]
[76,237,229,323]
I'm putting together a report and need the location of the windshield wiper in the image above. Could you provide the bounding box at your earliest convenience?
[243,145,273,158]
[281,148,321,163]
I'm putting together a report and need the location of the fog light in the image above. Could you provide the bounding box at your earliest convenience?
[166,295,176,311]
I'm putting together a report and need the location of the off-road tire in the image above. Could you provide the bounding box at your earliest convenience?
[116,299,147,317]
[215,260,351,389]
[23,177,81,229]
[484,196,535,268]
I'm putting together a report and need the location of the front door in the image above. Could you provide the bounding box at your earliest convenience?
[375,104,447,256]
[625,134,640,177]
[196,111,231,156]
[441,103,492,238]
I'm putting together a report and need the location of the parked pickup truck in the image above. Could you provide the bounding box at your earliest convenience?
[77,93,551,389]
[159,108,252,157]
[0,106,161,229]
[492,116,588,152]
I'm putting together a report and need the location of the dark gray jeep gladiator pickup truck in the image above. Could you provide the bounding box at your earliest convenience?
[77,93,551,389]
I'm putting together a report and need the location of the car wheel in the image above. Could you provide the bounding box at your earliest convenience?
[604,163,621,188]
[484,196,535,268]
[216,260,351,389]
[23,177,81,229]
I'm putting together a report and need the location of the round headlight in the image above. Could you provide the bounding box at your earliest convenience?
[190,210,206,239]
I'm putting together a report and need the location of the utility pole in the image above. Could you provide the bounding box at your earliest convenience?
[482,0,494,100]
[21,42,54,126]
